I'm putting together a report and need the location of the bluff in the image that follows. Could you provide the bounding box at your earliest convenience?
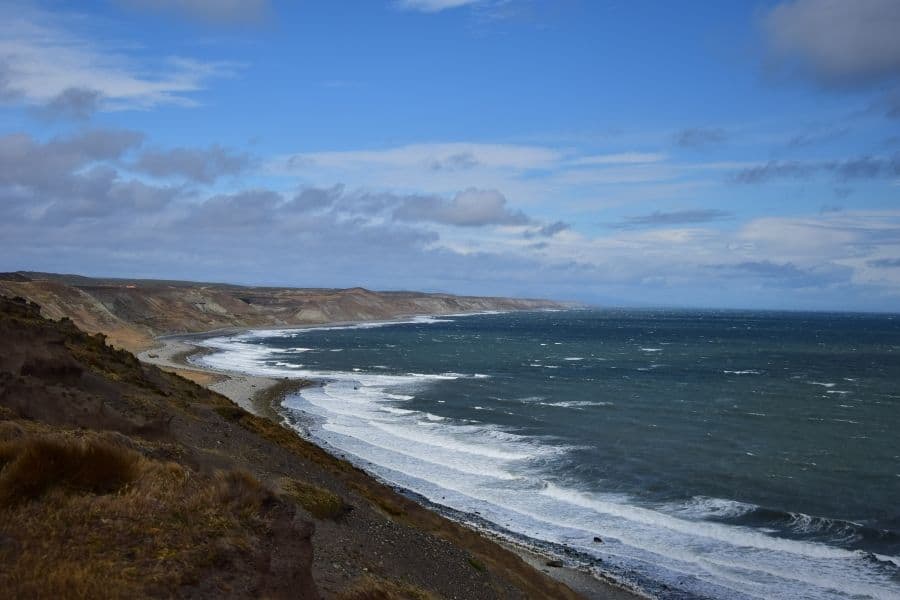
[0,272,566,351]
[0,295,582,598]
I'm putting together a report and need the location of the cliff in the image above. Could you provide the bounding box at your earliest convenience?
[0,295,582,599]
[0,272,565,351]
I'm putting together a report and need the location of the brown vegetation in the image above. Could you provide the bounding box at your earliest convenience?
[280,476,350,520]
[0,434,141,505]
[337,576,435,600]
[0,427,312,598]
[0,294,584,599]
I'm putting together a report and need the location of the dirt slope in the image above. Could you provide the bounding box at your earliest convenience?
[0,295,583,599]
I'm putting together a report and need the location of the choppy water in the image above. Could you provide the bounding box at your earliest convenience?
[198,309,900,599]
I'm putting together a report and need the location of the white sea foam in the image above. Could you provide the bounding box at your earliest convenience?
[809,381,837,388]
[543,400,613,409]
[541,484,854,559]
[724,370,762,375]
[516,396,546,403]
[668,496,756,520]
[198,322,900,600]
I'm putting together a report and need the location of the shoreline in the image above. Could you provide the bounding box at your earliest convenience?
[139,323,645,600]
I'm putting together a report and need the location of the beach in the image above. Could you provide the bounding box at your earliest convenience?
[151,310,900,600]
[139,329,644,600]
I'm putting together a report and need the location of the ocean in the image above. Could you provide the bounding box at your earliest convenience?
[197,309,900,599]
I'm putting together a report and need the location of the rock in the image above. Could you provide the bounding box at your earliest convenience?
[545,560,564,568]
[593,536,603,543]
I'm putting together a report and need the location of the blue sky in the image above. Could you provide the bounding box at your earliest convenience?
[1,0,899,310]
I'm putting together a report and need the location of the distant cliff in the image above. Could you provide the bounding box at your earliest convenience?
[0,272,566,351]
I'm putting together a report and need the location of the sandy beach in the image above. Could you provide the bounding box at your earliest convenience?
[139,330,643,600]
[138,336,284,415]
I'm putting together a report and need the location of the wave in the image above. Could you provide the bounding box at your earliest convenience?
[196,320,900,600]
[543,484,856,560]
[541,400,614,409]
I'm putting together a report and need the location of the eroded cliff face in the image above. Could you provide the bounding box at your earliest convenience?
[0,272,566,351]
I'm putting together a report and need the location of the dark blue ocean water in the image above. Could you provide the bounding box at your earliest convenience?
[199,310,900,599]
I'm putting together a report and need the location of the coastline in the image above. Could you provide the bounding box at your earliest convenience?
[139,324,645,600]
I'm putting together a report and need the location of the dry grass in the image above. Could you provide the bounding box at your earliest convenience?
[338,575,437,600]
[467,556,487,573]
[350,482,407,518]
[0,429,277,598]
[214,404,248,422]
[164,367,223,386]
[234,411,353,474]
[0,295,582,600]
[0,435,140,505]
[279,476,348,520]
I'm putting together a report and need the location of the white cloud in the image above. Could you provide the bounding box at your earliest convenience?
[3,129,899,307]
[267,142,714,208]
[269,142,571,202]
[569,152,667,166]
[0,7,237,110]
[394,188,530,226]
[395,0,486,13]
[279,142,562,171]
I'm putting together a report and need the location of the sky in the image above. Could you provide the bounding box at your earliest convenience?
[1,0,899,311]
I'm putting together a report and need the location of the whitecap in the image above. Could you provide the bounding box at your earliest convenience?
[809,381,836,388]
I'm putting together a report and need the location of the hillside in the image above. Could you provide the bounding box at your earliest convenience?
[0,295,584,599]
[0,272,565,352]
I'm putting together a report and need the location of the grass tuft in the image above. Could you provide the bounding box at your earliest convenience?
[214,404,247,422]
[0,435,140,505]
[212,469,271,514]
[467,556,487,572]
[350,482,407,518]
[338,575,436,600]
[280,476,348,519]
